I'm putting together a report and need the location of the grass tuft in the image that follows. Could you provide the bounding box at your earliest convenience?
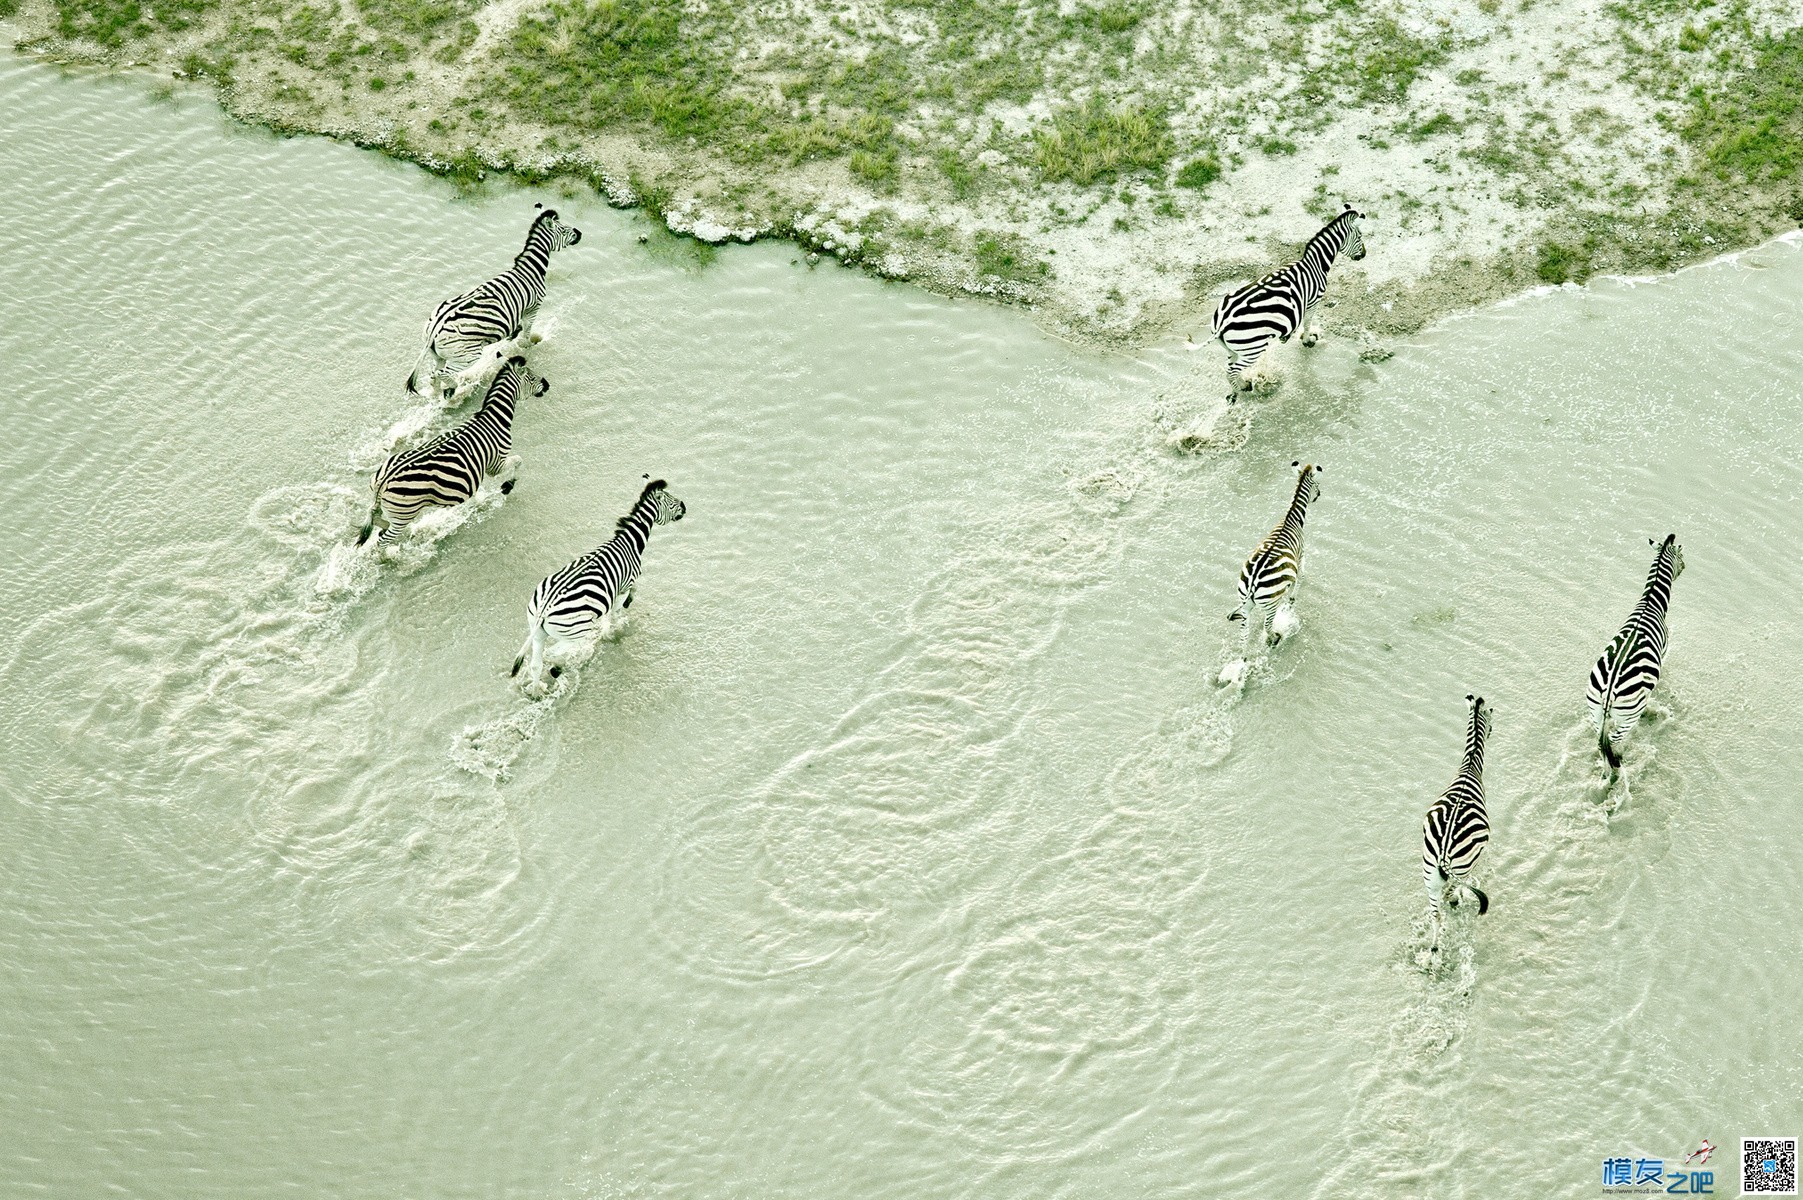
[973,230,1048,283]
[1175,148,1223,190]
[1033,98,1170,186]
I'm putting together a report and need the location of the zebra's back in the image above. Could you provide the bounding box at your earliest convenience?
[530,538,645,638]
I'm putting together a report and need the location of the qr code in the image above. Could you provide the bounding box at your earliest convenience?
[1744,1138,1798,1195]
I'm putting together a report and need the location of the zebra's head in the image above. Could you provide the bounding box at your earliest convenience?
[499,354,552,398]
[1652,533,1684,578]
[1466,693,1491,742]
[532,202,583,250]
[642,477,687,524]
[1339,204,1366,261]
[1292,460,1322,506]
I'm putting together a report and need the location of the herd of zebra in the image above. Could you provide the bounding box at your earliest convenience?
[1213,205,1683,952]
[359,200,1681,955]
[359,203,686,692]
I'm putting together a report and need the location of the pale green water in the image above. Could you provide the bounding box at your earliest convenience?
[2,50,1801,1199]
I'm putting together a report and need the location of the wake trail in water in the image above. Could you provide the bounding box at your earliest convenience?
[1,400,553,964]
[647,353,1269,978]
[633,359,1280,1161]
[1309,694,1696,1196]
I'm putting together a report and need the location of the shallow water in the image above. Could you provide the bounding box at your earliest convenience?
[2,50,1800,1199]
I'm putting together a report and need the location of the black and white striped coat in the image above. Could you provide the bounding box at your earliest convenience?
[360,356,547,546]
[1210,205,1365,397]
[510,479,688,686]
[1423,694,1492,921]
[407,206,582,401]
[1230,461,1321,647]
[1586,535,1684,773]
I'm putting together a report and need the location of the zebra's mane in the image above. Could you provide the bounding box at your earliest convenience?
[1466,696,1490,749]
[1287,463,1320,517]
[1307,207,1360,250]
[1643,533,1682,590]
[517,208,562,258]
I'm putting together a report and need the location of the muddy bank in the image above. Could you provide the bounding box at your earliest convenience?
[7,0,1803,351]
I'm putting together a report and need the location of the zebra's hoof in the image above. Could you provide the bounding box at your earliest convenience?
[1302,335,1319,348]
[548,666,562,680]
[500,480,516,495]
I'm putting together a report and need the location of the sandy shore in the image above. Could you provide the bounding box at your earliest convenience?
[8,0,1801,354]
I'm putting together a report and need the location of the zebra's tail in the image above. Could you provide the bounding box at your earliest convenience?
[357,500,383,547]
[510,622,545,681]
[1598,717,1622,772]
[406,346,442,399]
[1469,884,1491,916]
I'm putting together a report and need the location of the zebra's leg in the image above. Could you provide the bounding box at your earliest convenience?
[1423,859,1449,953]
[444,345,500,403]
[1230,341,1269,398]
[1300,301,1320,348]
[496,453,522,495]
[376,514,410,546]
[1272,569,1303,642]
[1271,603,1299,644]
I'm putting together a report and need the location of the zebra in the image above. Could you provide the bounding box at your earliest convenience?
[359,355,548,546]
[406,204,582,402]
[1229,461,1322,650]
[510,477,688,687]
[1209,204,1365,399]
[1423,694,1492,935]
[1586,534,1684,777]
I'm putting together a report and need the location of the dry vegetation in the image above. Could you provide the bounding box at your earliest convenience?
[9,0,1803,342]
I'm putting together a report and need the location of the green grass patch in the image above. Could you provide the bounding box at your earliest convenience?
[1403,111,1459,141]
[1066,0,1143,34]
[1534,237,1593,283]
[55,0,211,45]
[973,230,1047,283]
[1318,17,1452,105]
[937,147,979,198]
[493,0,909,172]
[354,0,470,38]
[1684,27,1803,182]
[1033,98,1171,186]
[496,0,744,142]
[1175,147,1222,189]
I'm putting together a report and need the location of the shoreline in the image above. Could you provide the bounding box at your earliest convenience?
[8,0,1803,355]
